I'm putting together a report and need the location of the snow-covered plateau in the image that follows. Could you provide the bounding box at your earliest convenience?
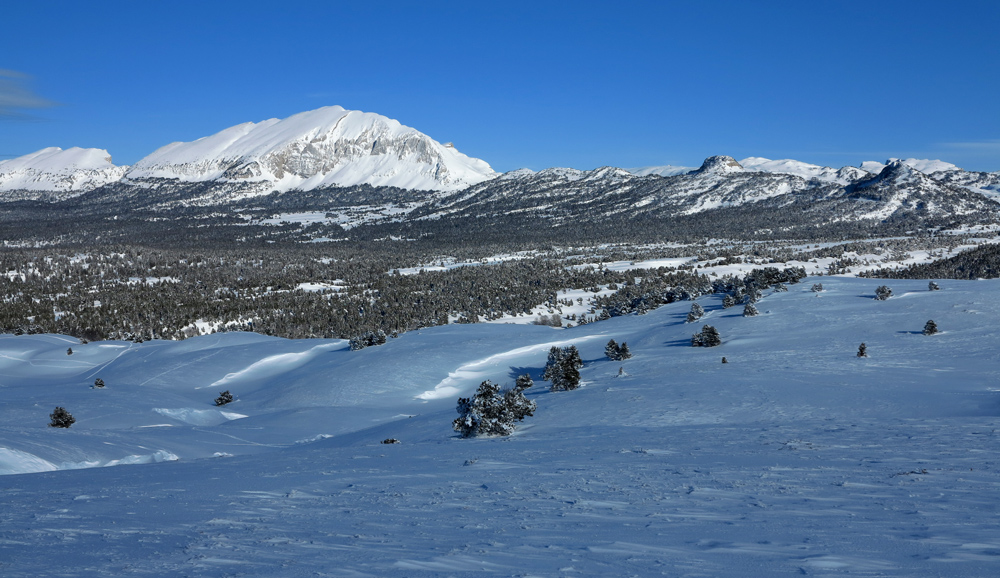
[1,276,998,576]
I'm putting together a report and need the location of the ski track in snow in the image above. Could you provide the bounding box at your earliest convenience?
[0,277,999,576]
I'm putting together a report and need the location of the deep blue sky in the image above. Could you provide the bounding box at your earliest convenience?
[2,1,998,172]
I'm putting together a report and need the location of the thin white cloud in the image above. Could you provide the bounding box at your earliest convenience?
[0,69,56,119]
[941,140,1000,151]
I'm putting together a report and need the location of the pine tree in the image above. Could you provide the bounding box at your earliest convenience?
[722,294,737,309]
[618,342,632,360]
[546,346,583,391]
[686,302,705,323]
[692,325,721,347]
[928,281,940,291]
[605,339,620,361]
[66,347,73,355]
[923,320,939,335]
[453,379,536,437]
[857,343,868,357]
[215,390,234,406]
[49,406,75,428]
[874,286,893,301]
[811,283,824,292]
[93,378,105,388]
[721,356,728,364]
[743,302,759,317]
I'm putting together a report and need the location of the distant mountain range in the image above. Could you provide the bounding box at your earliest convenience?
[2,106,999,237]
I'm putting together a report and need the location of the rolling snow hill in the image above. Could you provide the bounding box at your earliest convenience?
[1,277,999,575]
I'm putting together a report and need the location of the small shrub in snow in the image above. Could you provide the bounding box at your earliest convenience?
[928,281,940,291]
[811,283,824,293]
[743,302,759,317]
[214,390,234,406]
[857,343,868,358]
[66,348,73,355]
[721,356,728,364]
[923,320,939,335]
[49,406,75,428]
[544,346,583,391]
[874,286,893,301]
[381,438,400,444]
[93,378,105,389]
[686,302,705,323]
[453,378,536,437]
[691,325,721,347]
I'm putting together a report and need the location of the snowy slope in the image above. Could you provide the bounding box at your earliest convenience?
[626,164,696,177]
[739,156,870,185]
[124,106,497,193]
[2,277,1000,575]
[0,147,127,200]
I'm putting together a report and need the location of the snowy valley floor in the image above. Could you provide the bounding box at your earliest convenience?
[1,277,999,576]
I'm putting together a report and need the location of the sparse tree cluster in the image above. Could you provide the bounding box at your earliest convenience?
[604,339,632,361]
[453,376,536,437]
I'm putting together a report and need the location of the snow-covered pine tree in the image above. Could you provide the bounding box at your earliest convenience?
[857,343,868,357]
[743,302,759,317]
[722,294,737,308]
[686,302,705,323]
[93,378,105,388]
[874,286,893,301]
[692,325,721,347]
[503,378,537,422]
[618,342,632,360]
[928,281,940,291]
[811,283,824,292]
[546,346,583,391]
[923,320,939,335]
[453,379,536,437]
[49,406,75,428]
[605,339,621,361]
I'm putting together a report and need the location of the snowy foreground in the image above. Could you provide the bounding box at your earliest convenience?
[1,277,999,576]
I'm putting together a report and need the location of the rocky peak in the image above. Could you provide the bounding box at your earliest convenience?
[691,155,745,175]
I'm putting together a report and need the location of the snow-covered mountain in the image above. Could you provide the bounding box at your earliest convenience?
[0,147,127,201]
[625,164,695,177]
[123,106,497,195]
[2,277,1000,575]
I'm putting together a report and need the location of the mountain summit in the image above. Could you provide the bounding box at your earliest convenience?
[124,106,496,193]
[0,147,127,201]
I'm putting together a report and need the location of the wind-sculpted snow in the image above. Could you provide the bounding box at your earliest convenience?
[1,278,1000,575]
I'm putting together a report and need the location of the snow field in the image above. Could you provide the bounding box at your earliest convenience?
[0,277,998,575]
